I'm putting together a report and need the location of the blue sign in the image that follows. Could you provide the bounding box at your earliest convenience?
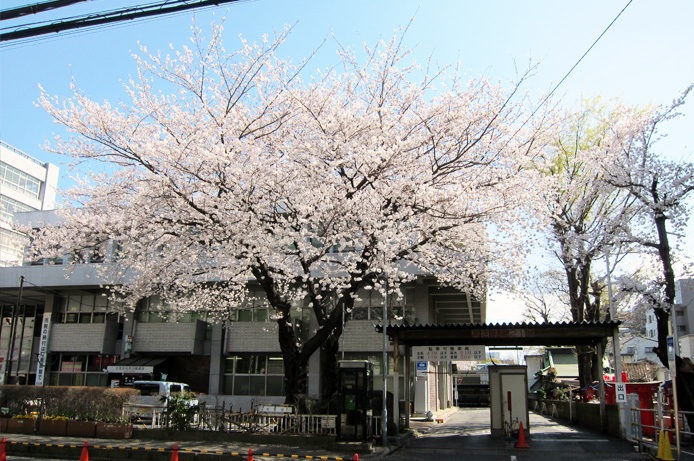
[416,361,427,376]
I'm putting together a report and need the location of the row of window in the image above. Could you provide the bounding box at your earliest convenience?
[57,293,122,324]
[0,194,36,225]
[47,353,118,387]
[220,353,410,397]
[0,228,25,267]
[228,288,417,323]
[0,161,41,199]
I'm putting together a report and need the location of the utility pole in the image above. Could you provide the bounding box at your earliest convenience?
[4,275,24,384]
[381,275,389,446]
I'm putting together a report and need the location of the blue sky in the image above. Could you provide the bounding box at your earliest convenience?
[1,0,692,321]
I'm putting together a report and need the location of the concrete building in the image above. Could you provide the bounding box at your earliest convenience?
[673,278,694,359]
[618,336,659,364]
[0,209,485,417]
[0,141,59,266]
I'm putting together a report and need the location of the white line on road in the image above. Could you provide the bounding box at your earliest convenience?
[530,438,610,442]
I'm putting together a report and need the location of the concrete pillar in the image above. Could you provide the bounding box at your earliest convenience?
[207,323,225,395]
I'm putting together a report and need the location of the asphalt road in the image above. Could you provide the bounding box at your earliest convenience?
[383,407,653,461]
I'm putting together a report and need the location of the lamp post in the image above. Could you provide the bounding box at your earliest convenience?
[3,275,24,385]
[381,275,388,446]
[605,254,622,381]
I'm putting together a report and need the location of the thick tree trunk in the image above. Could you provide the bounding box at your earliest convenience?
[320,333,341,402]
[576,346,594,388]
[654,211,676,367]
[565,260,601,386]
[276,315,309,412]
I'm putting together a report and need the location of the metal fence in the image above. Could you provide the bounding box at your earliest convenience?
[128,404,382,437]
[629,390,694,458]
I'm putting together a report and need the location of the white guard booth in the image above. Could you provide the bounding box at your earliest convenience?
[489,365,528,438]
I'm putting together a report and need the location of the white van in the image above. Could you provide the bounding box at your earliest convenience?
[132,381,190,400]
[126,381,196,424]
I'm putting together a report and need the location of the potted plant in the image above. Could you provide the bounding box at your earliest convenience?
[7,414,36,434]
[0,411,8,432]
[38,415,68,436]
[96,418,133,439]
[66,418,97,437]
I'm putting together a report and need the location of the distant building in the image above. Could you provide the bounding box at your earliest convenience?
[0,141,59,266]
[618,336,659,364]
[674,279,694,358]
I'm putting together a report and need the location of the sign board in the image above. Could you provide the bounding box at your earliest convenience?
[667,335,677,377]
[35,316,51,386]
[615,382,627,404]
[416,361,428,376]
[413,345,485,362]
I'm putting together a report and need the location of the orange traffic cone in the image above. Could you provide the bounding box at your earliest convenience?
[171,443,178,461]
[514,421,530,449]
[247,448,253,461]
[80,441,89,461]
[353,454,359,461]
[0,437,6,461]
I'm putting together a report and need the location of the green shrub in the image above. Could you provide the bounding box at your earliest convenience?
[163,392,199,432]
[0,385,138,421]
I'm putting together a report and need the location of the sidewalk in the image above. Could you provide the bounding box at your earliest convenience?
[1,430,372,460]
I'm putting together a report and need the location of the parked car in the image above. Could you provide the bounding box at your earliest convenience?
[125,381,196,424]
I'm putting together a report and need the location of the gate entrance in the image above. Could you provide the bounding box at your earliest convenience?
[375,321,619,433]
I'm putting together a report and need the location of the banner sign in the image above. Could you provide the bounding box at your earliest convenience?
[35,316,51,386]
[413,345,485,362]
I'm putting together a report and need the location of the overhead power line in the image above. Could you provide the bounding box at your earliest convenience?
[0,0,88,21]
[529,0,633,119]
[0,0,242,42]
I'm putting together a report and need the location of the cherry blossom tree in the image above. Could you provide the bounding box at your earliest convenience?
[599,87,694,366]
[32,24,543,405]
[519,270,571,323]
[529,100,640,386]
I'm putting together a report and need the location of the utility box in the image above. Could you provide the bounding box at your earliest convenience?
[489,365,528,438]
[337,360,373,441]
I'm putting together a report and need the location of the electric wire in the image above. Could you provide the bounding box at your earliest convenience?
[528,0,634,120]
[0,0,247,43]
[0,0,255,50]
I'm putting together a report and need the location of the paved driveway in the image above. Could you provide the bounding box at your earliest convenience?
[383,408,652,461]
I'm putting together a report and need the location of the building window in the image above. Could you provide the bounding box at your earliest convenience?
[57,292,119,324]
[231,290,269,322]
[48,353,116,386]
[223,354,284,396]
[0,228,26,267]
[0,195,36,225]
[351,287,415,322]
[0,305,41,382]
[136,295,209,323]
[679,325,687,332]
[0,161,41,199]
[343,352,411,396]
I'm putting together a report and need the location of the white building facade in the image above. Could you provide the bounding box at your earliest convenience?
[0,209,484,418]
[0,141,59,266]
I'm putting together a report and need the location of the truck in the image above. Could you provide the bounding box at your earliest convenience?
[453,363,494,406]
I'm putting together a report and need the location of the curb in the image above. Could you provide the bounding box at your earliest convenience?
[4,439,363,460]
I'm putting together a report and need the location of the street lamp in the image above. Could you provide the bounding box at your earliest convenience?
[381,275,388,446]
